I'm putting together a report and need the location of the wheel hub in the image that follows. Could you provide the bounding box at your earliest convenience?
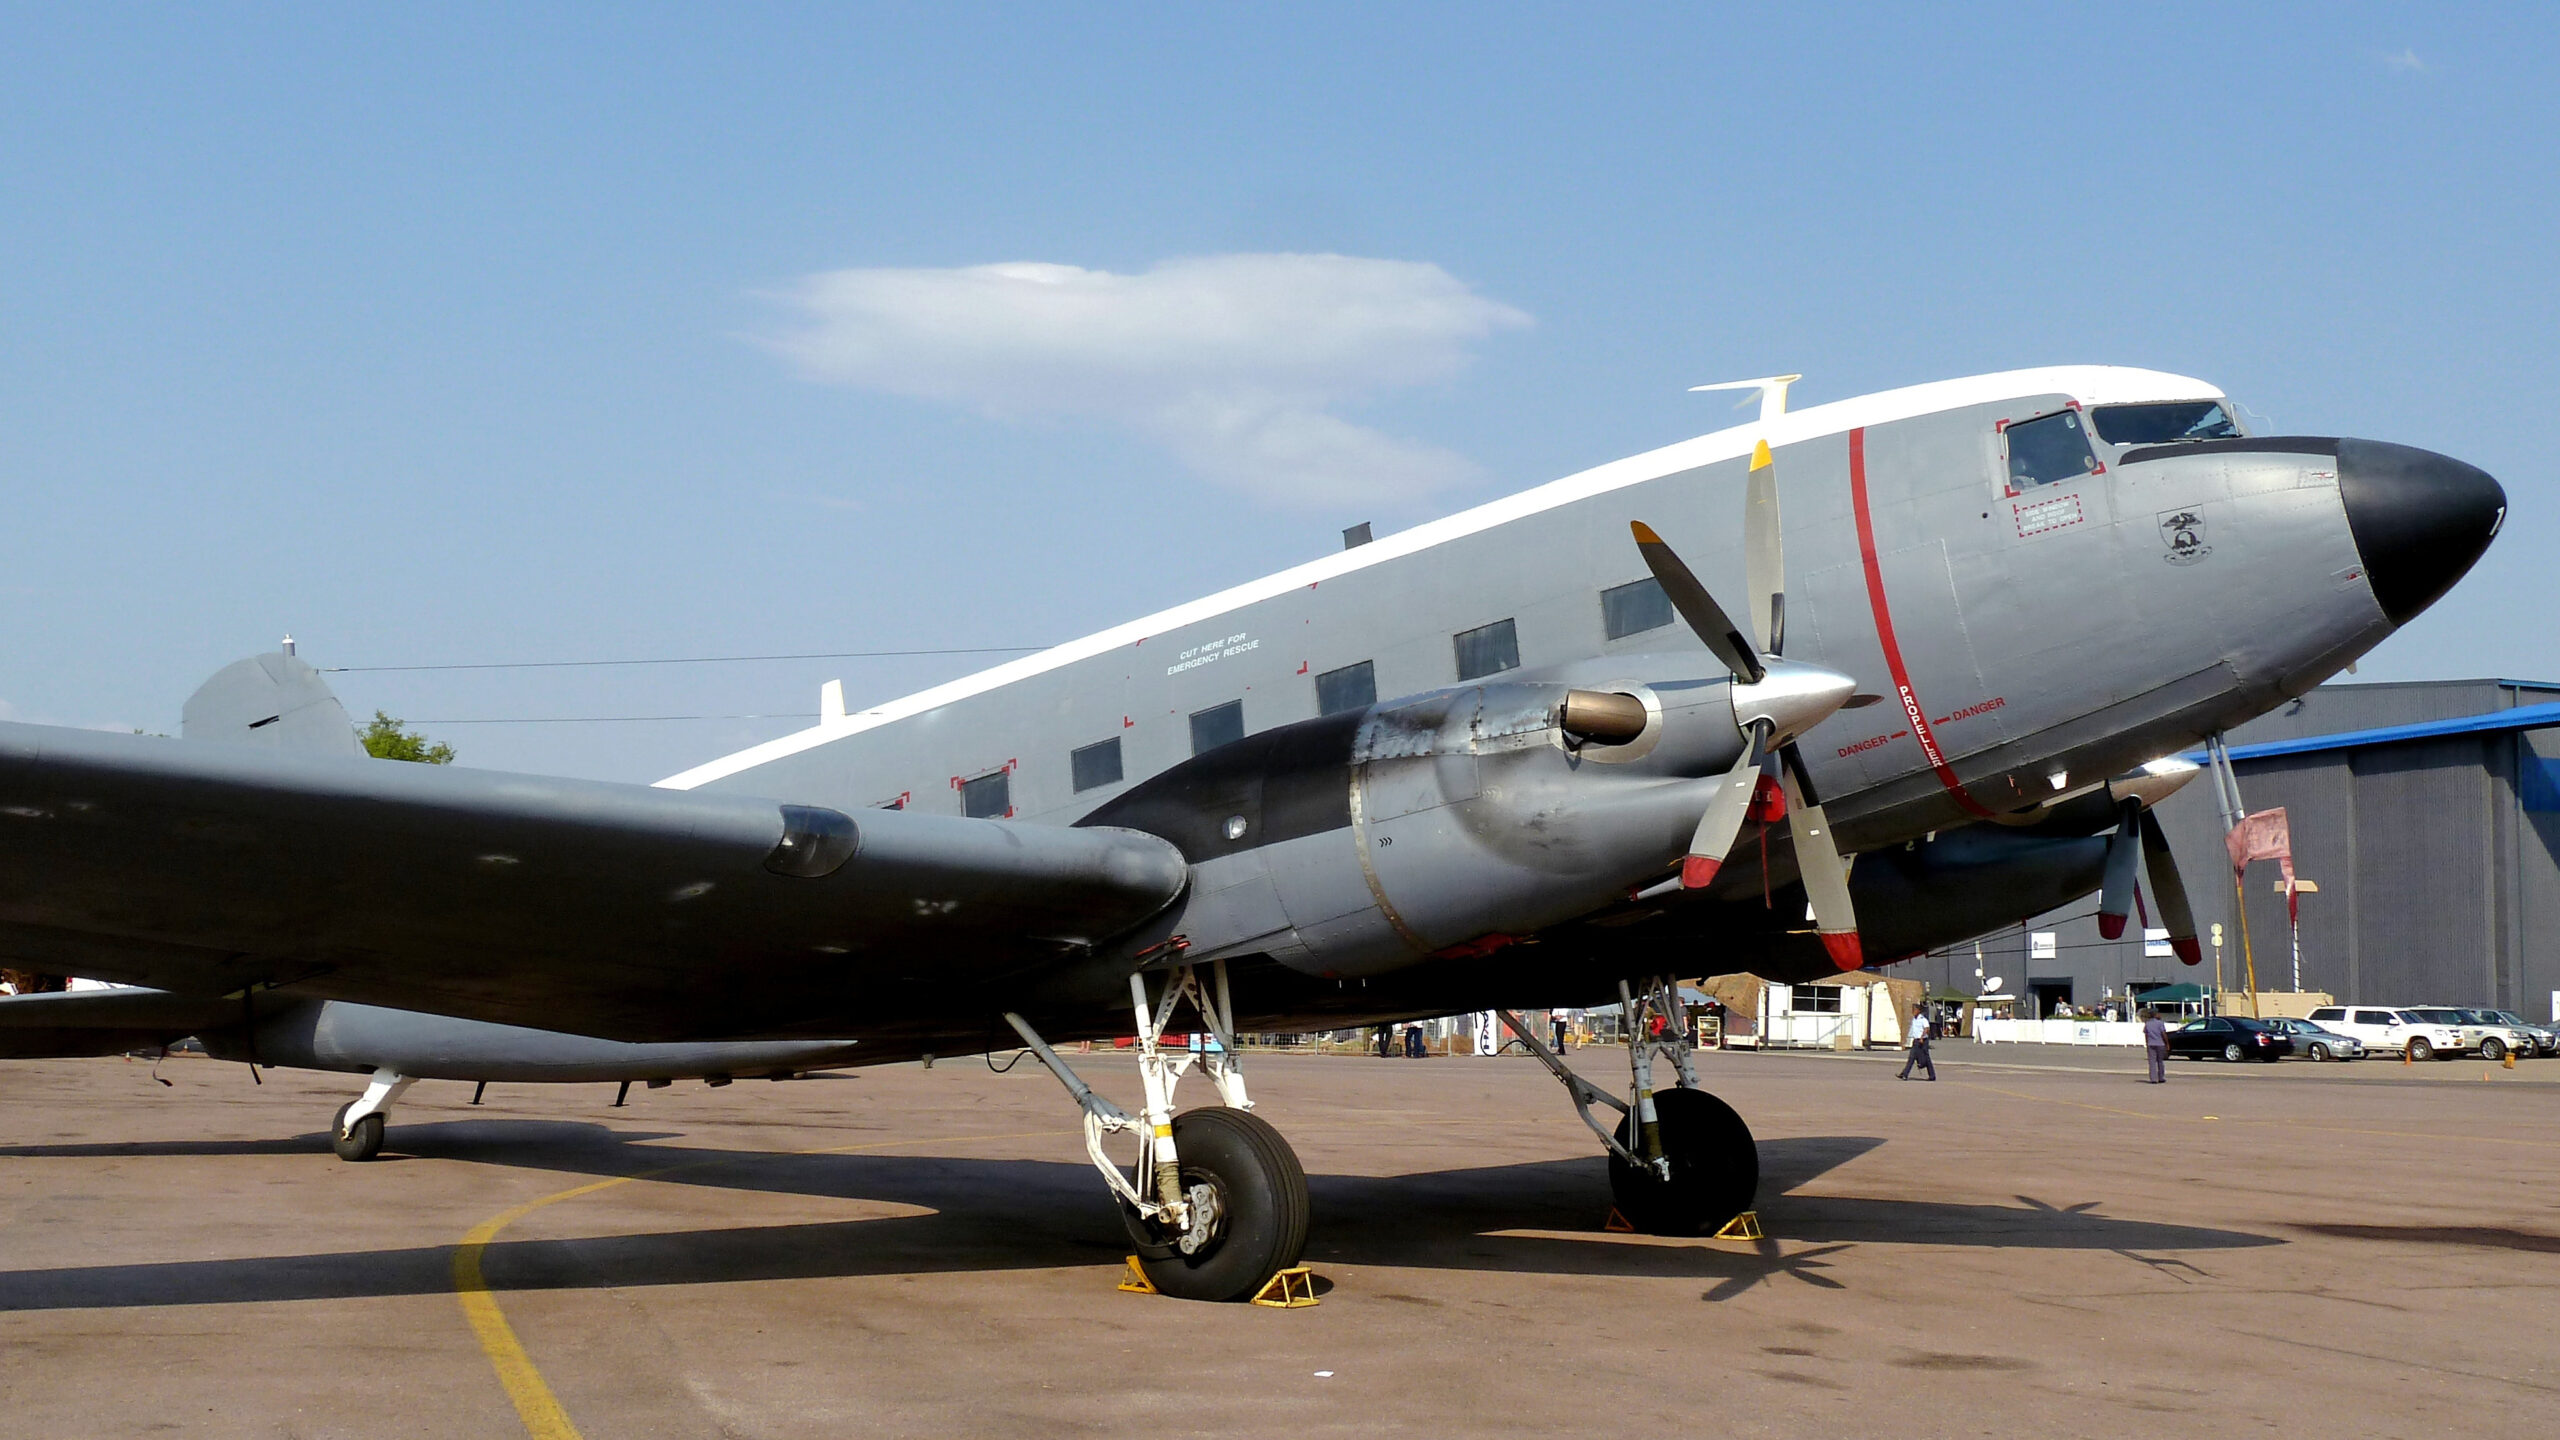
[1174,1179,1225,1255]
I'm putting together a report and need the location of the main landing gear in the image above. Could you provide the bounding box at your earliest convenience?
[1500,977,1757,1236]
[1005,959,1309,1302]
[329,1067,414,1162]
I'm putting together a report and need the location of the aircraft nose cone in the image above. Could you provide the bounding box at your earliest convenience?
[2338,438,2506,626]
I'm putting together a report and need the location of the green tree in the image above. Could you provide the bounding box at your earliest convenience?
[360,711,456,764]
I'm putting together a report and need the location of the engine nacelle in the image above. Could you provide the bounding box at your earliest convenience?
[1081,659,1749,978]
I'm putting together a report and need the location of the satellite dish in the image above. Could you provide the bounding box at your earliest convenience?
[1984,976,2005,992]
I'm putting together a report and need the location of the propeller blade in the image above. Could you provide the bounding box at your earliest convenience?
[2097,800,2143,940]
[1630,522,1765,684]
[1777,749,1861,970]
[1745,439,1784,655]
[2138,809,2203,965]
[1681,722,1768,889]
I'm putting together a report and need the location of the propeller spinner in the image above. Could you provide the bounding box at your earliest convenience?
[1632,439,1865,969]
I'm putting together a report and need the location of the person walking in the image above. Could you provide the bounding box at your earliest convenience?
[2143,1007,2168,1083]
[1898,1008,1936,1081]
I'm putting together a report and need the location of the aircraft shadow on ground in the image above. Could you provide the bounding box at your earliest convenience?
[0,1121,2280,1313]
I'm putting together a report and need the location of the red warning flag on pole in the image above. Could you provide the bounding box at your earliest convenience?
[2225,807,2298,921]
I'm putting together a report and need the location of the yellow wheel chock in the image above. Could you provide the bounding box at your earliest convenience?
[1250,1265,1320,1308]
[1713,1210,1764,1241]
[1117,1256,1158,1295]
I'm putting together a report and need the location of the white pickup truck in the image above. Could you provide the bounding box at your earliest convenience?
[2304,1006,2468,1061]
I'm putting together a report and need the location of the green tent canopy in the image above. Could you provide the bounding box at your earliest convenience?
[2132,982,2209,1003]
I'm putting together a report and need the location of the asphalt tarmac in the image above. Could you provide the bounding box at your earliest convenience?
[1,1039,2553,1438]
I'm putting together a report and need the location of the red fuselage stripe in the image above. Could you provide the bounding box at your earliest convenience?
[1847,428,1997,820]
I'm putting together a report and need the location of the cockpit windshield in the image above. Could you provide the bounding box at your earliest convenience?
[2092,400,2243,446]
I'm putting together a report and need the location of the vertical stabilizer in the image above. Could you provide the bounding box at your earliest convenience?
[180,644,365,757]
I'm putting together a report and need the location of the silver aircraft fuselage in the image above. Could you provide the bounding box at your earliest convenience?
[660,365,2501,1028]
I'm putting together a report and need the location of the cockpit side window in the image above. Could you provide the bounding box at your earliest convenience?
[2091,401,2242,446]
[2002,409,2102,491]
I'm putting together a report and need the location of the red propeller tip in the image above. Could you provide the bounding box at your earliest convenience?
[1822,932,1864,971]
[2172,937,2203,967]
[2097,912,2127,941]
[1681,856,1721,889]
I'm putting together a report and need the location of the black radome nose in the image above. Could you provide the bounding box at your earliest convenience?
[2337,439,2507,626]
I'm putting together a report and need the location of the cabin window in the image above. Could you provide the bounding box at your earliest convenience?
[2003,410,2101,490]
[960,769,1011,819]
[1190,700,1244,755]
[1453,618,1520,681]
[1601,578,1674,640]
[2091,400,2241,446]
[1315,660,1376,717]
[1070,738,1123,793]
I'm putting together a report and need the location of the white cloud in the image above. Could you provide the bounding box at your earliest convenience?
[764,253,1531,507]
[2383,48,2427,72]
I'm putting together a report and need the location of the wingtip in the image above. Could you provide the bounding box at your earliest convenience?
[1822,932,1864,971]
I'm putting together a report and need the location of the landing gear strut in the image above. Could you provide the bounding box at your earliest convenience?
[1500,977,1756,1235]
[330,1067,413,1162]
[1005,959,1308,1301]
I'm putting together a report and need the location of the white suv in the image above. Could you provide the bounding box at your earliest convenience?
[2305,1006,2467,1061]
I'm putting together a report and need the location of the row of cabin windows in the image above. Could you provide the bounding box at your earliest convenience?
[919,407,2251,819]
[951,578,1689,811]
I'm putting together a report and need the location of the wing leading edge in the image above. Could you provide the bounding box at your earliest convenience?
[0,722,1188,1042]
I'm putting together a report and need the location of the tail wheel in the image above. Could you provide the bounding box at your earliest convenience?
[1608,1087,1758,1237]
[330,1102,385,1163]
[1119,1107,1309,1302]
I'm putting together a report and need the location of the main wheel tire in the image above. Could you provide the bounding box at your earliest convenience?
[330,1103,385,1162]
[2407,1038,2434,1062]
[1608,1087,1758,1237]
[2222,1042,2245,1063]
[1119,1107,1309,1302]
[2308,1042,2331,1061]
[2482,1038,2508,1062]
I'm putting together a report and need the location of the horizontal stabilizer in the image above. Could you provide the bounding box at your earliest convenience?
[0,987,236,1058]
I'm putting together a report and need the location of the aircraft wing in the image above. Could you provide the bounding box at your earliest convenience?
[0,722,1188,1043]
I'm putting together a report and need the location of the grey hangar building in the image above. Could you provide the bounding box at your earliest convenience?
[1894,679,2560,1022]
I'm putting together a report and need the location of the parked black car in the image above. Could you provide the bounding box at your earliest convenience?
[2167,1016,2294,1063]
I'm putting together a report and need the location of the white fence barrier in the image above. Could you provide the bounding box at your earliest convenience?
[1974,1018,2147,1047]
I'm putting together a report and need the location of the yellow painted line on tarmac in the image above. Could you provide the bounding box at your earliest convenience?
[451,1128,1064,1440]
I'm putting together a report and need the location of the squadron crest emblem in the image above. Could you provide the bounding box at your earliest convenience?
[2158,508,2212,566]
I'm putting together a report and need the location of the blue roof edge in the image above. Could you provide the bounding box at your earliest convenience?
[2180,700,2560,765]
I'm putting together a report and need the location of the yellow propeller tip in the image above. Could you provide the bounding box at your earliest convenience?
[1629,521,1663,544]
[1750,439,1773,470]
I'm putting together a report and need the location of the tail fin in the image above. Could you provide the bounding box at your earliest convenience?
[180,641,364,757]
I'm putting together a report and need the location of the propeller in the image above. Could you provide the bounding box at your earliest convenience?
[2096,798,2143,940]
[1632,438,1864,970]
[2138,809,2203,965]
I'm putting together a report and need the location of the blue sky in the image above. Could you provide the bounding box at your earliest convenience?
[5,4,2550,782]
